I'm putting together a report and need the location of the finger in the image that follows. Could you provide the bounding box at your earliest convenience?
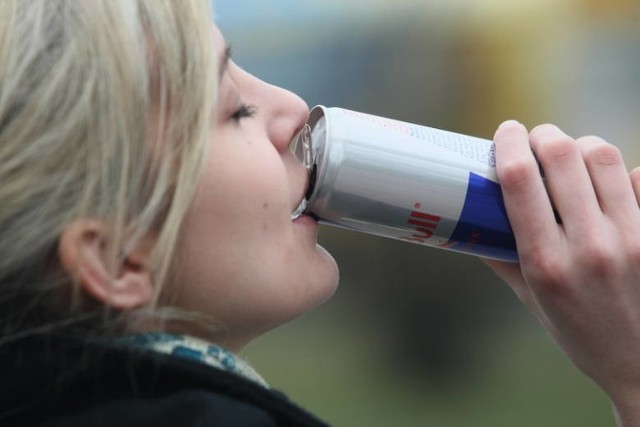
[631,167,640,205]
[577,136,636,223]
[493,121,561,257]
[529,124,601,237]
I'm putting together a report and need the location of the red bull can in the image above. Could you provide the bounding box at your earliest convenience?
[291,106,518,262]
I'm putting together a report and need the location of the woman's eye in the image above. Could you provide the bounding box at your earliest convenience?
[230,103,258,122]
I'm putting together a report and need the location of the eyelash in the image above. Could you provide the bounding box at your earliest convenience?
[230,103,258,122]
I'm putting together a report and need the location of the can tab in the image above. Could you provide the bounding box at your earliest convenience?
[289,124,313,169]
[290,124,314,220]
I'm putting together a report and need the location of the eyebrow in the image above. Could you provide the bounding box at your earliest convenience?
[219,45,231,79]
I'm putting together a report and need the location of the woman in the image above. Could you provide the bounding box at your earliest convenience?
[0,1,639,426]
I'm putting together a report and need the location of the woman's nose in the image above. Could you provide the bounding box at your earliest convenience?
[262,83,310,152]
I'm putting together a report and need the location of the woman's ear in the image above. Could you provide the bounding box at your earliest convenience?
[57,219,154,310]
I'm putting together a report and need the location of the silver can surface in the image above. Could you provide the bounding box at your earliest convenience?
[299,106,518,262]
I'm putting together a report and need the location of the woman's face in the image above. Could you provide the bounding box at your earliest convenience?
[169,26,339,350]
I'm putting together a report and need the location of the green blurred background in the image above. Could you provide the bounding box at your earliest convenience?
[214,0,640,425]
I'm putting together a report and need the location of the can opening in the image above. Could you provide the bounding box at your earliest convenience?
[305,163,317,201]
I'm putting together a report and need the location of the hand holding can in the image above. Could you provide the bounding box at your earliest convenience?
[487,121,640,426]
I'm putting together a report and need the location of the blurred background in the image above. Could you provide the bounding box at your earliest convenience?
[213,0,640,425]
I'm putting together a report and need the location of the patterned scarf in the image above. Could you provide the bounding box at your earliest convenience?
[120,333,269,388]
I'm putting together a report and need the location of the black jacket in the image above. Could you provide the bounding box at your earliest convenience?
[0,334,328,426]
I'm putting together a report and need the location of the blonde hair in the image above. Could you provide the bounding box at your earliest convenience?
[0,0,216,337]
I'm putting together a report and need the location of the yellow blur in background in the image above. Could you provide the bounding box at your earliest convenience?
[216,0,639,425]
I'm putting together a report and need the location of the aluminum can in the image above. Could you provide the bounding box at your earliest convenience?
[297,106,518,262]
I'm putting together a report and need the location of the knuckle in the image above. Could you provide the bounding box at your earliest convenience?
[576,134,607,146]
[578,242,617,276]
[579,137,623,168]
[498,159,539,191]
[531,133,577,166]
[576,232,628,288]
[526,253,569,295]
[530,123,559,138]
[626,240,640,265]
[497,119,523,133]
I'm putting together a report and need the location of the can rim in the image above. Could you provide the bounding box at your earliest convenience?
[303,105,330,215]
